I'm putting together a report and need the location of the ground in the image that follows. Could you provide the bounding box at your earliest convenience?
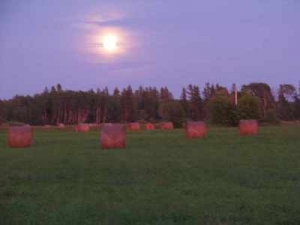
[0,126,300,225]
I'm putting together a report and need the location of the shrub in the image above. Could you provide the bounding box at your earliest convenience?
[208,96,237,126]
[159,101,185,128]
[263,109,280,124]
[237,95,261,120]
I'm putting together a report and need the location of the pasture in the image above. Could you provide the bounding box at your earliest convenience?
[0,126,300,225]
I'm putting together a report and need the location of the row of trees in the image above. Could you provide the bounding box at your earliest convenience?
[1,83,300,127]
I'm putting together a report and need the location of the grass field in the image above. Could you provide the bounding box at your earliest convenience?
[0,126,300,225]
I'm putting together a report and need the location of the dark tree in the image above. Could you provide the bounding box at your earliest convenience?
[187,85,204,120]
[241,83,275,117]
[180,88,189,118]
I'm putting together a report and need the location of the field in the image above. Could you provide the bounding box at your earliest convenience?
[0,126,300,225]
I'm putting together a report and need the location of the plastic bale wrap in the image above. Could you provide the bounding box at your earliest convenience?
[57,123,65,128]
[127,123,141,132]
[185,121,207,138]
[239,120,258,136]
[100,124,126,149]
[145,123,155,130]
[88,123,98,127]
[160,122,174,130]
[7,126,33,148]
[75,124,90,132]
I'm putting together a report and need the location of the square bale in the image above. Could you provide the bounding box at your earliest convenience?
[127,123,141,132]
[100,124,126,149]
[57,123,65,128]
[186,121,207,138]
[145,123,155,130]
[75,123,90,132]
[160,122,174,130]
[239,120,258,136]
[7,125,33,148]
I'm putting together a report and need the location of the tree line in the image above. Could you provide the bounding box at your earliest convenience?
[1,82,300,127]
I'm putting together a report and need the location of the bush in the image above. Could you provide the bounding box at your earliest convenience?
[208,96,237,126]
[237,95,261,120]
[159,101,185,128]
[263,109,280,124]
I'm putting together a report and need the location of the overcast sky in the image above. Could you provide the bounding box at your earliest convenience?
[0,0,300,99]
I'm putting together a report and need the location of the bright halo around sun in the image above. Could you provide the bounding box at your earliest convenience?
[83,27,130,61]
[102,34,118,52]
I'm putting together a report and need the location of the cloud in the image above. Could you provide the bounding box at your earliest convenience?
[73,11,127,31]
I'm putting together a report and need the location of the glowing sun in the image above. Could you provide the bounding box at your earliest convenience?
[102,35,118,52]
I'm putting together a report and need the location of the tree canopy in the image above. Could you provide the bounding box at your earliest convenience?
[1,82,300,126]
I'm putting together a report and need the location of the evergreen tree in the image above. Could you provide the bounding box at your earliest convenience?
[187,85,204,120]
[180,88,189,118]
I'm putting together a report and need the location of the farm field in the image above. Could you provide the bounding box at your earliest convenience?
[0,126,300,225]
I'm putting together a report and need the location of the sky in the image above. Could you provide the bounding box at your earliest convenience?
[0,0,300,99]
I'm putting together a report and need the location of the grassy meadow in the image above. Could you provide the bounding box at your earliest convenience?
[0,126,300,225]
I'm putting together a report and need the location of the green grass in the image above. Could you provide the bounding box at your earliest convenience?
[0,126,300,225]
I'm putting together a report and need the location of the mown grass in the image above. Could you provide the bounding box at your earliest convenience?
[0,126,300,225]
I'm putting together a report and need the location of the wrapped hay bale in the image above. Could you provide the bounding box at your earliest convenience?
[75,123,90,132]
[185,121,207,138]
[57,123,65,128]
[102,122,112,126]
[160,122,174,130]
[145,123,155,130]
[239,120,258,136]
[127,123,141,131]
[7,125,33,148]
[99,123,112,130]
[100,124,126,149]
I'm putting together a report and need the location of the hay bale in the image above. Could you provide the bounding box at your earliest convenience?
[7,126,33,148]
[57,123,65,128]
[145,123,155,130]
[88,123,98,127]
[100,124,126,149]
[185,121,207,138]
[102,123,112,126]
[127,123,141,131]
[75,123,90,132]
[160,122,174,130]
[239,120,258,136]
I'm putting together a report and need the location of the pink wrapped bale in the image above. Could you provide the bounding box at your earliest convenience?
[239,120,258,136]
[100,124,126,149]
[7,126,33,148]
[185,121,207,138]
[127,123,141,132]
[160,122,174,130]
[57,123,65,128]
[145,123,155,130]
[75,124,90,132]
